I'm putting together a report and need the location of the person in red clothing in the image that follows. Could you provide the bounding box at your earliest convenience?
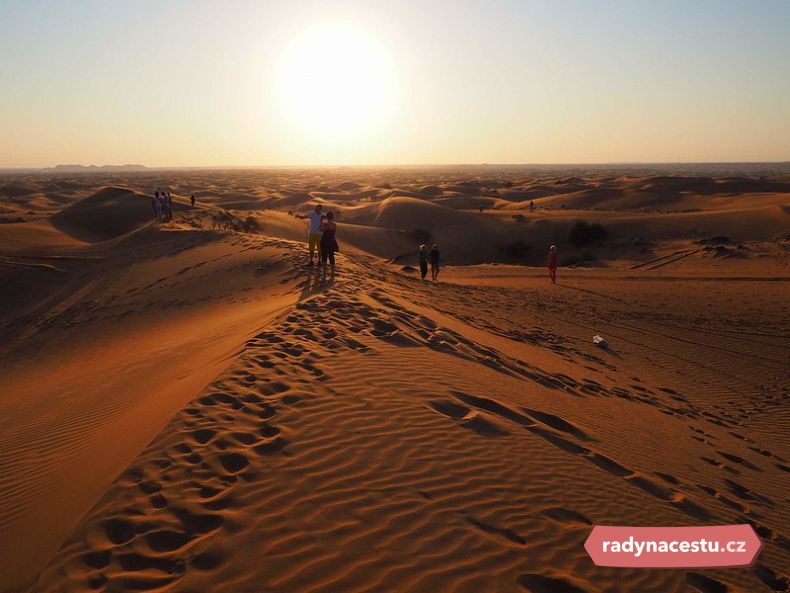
[548,244,558,284]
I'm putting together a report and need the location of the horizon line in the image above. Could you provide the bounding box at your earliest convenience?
[2,160,790,171]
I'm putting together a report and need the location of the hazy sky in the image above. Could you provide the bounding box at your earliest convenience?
[1,0,789,167]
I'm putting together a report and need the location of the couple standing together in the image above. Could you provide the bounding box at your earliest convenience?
[297,204,339,272]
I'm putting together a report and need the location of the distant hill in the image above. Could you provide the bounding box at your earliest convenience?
[47,164,148,172]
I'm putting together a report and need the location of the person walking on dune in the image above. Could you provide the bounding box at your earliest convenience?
[320,211,339,275]
[296,204,324,266]
[152,191,159,219]
[155,192,163,222]
[529,200,535,213]
[548,244,558,284]
[165,192,173,221]
[418,244,429,280]
[190,194,196,208]
[429,243,441,281]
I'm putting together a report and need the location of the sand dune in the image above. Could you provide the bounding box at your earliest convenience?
[50,188,181,242]
[0,166,788,593]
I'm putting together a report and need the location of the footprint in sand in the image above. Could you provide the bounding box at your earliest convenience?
[517,573,590,593]
[686,571,729,593]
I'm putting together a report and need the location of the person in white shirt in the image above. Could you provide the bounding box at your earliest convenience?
[295,204,324,266]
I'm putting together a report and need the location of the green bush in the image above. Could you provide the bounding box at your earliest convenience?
[569,220,608,247]
[412,228,432,243]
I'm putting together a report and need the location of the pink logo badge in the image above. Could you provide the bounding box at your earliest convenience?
[584,525,762,568]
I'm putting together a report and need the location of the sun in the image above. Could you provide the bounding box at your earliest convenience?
[276,23,396,140]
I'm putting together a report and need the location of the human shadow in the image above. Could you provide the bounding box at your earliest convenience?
[298,265,324,301]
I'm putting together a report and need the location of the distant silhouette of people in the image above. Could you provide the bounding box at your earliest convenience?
[165,192,173,221]
[418,244,429,280]
[190,194,196,207]
[155,191,163,221]
[479,204,485,214]
[320,211,339,274]
[429,244,441,281]
[152,191,159,219]
[529,200,535,213]
[295,204,324,266]
[548,244,558,284]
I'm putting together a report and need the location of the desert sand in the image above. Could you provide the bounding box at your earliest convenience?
[1,165,788,593]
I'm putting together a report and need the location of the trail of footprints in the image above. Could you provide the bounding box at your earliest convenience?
[428,389,714,522]
[29,249,789,593]
[59,368,295,591]
[428,388,789,593]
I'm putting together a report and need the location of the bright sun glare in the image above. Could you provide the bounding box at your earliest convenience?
[277,23,396,141]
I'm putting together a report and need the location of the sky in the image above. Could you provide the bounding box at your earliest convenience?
[1,0,789,167]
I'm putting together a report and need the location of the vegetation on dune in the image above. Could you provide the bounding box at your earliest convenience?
[411,227,432,244]
[568,220,608,247]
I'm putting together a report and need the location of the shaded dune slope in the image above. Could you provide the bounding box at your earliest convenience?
[50,188,181,243]
[0,225,307,591]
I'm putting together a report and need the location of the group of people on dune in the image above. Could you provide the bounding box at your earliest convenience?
[296,203,559,284]
[296,204,443,281]
[151,190,197,222]
[295,204,339,273]
[151,190,174,222]
[418,243,441,281]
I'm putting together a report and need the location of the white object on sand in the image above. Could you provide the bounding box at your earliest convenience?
[593,335,608,348]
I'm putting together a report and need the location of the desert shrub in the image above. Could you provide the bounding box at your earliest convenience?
[242,216,260,232]
[502,241,531,258]
[696,235,731,245]
[412,228,432,244]
[568,220,608,247]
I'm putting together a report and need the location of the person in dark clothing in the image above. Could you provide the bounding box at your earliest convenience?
[418,244,429,280]
[190,194,196,207]
[429,243,441,281]
[152,191,159,219]
[548,244,558,284]
[320,211,339,273]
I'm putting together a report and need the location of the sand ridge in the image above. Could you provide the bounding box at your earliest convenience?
[22,248,790,593]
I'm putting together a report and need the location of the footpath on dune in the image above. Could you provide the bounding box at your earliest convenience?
[23,242,790,593]
[0,220,307,593]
